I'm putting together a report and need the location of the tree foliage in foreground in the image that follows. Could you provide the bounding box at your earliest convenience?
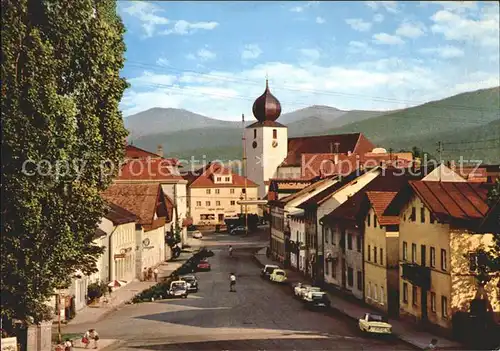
[1,0,128,325]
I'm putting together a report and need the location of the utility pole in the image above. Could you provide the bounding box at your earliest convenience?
[436,141,443,182]
[242,113,248,235]
[173,185,180,246]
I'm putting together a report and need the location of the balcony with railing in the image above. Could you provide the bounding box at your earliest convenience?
[401,262,431,290]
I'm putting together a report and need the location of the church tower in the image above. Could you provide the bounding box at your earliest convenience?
[244,79,288,199]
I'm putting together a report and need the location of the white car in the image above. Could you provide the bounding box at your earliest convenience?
[167,280,188,298]
[190,230,203,239]
[300,286,322,301]
[293,283,311,298]
[358,313,392,334]
[261,264,280,279]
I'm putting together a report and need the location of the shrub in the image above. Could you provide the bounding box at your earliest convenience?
[87,281,107,302]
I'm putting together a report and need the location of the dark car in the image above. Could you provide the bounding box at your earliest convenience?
[196,259,211,271]
[230,226,246,235]
[180,275,199,292]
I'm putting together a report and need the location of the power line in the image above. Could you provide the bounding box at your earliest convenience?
[132,81,499,124]
[441,138,500,145]
[126,60,500,113]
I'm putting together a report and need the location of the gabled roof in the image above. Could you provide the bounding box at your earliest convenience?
[282,133,375,166]
[184,162,258,188]
[277,176,337,206]
[407,181,490,223]
[322,168,421,224]
[105,202,138,225]
[102,183,164,225]
[118,158,184,181]
[366,191,399,226]
[298,170,366,209]
[125,144,161,159]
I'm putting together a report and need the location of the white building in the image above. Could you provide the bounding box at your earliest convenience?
[102,183,171,280]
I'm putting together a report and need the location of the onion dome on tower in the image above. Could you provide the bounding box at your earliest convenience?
[252,79,282,122]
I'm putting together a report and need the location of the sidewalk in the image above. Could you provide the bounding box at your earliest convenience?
[55,338,122,350]
[254,248,464,350]
[67,260,186,326]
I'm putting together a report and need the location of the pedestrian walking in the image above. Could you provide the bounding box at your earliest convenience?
[143,267,148,281]
[153,267,159,282]
[148,267,153,281]
[228,245,233,257]
[229,272,236,292]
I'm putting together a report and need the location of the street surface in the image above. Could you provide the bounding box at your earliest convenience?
[65,229,413,350]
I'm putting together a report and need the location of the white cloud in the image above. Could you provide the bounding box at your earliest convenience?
[316,16,326,24]
[430,4,499,48]
[373,33,405,45]
[346,18,373,32]
[366,1,399,13]
[160,20,219,35]
[187,48,216,61]
[241,44,262,60]
[395,22,426,38]
[122,2,170,37]
[299,48,321,62]
[424,1,478,13]
[419,45,465,58]
[373,14,384,23]
[289,1,319,13]
[347,41,378,55]
[156,58,170,67]
[121,2,218,37]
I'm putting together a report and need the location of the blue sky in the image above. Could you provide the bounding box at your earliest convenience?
[118,1,499,121]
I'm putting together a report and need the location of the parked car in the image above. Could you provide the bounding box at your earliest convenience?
[269,269,287,283]
[293,283,311,298]
[180,275,199,292]
[230,226,246,235]
[304,291,330,310]
[300,286,322,301]
[358,313,392,335]
[167,280,188,298]
[261,264,280,279]
[196,259,211,271]
[190,230,203,239]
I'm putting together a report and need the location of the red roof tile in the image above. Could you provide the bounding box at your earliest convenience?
[323,168,420,223]
[105,202,138,225]
[125,145,161,159]
[185,162,258,188]
[366,191,399,225]
[102,183,164,225]
[301,153,360,179]
[283,133,375,166]
[118,158,184,181]
[408,181,490,223]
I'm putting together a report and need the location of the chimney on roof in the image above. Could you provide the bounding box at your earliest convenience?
[157,145,163,158]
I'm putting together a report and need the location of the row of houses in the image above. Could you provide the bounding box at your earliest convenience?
[267,163,499,339]
[50,143,260,319]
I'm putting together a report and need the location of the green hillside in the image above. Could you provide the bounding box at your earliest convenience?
[328,87,500,144]
[132,87,500,164]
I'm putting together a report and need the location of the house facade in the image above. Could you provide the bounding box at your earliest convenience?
[121,145,189,245]
[102,183,170,279]
[184,162,259,226]
[382,181,498,335]
[363,192,401,316]
[289,213,305,271]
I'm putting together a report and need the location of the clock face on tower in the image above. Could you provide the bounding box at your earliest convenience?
[272,140,278,148]
[252,141,257,149]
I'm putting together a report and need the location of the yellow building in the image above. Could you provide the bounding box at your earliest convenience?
[383,180,498,334]
[185,162,259,226]
[363,191,401,316]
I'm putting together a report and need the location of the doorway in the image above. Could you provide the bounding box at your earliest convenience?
[218,214,224,223]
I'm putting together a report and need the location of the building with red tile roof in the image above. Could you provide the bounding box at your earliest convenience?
[102,183,169,276]
[378,180,498,334]
[183,162,259,226]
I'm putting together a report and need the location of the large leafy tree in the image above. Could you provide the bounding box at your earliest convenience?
[1,0,128,325]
